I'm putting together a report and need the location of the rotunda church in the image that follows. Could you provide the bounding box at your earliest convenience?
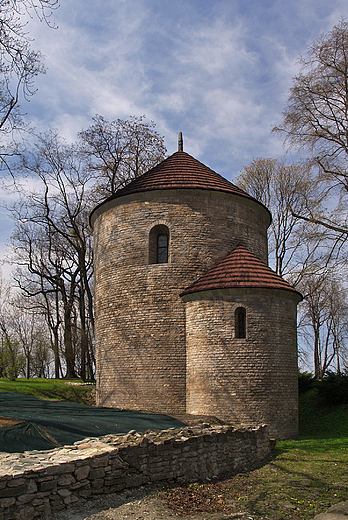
[90,137,302,440]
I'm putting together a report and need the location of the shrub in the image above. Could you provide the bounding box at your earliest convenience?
[298,370,315,394]
[315,371,348,406]
[0,339,25,381]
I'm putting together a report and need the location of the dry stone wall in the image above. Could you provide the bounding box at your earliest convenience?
[0,425,271,520]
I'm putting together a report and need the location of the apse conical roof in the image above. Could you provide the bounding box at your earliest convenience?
[180,245,302,298]
[90,150,271,225]
[112,151,252,198]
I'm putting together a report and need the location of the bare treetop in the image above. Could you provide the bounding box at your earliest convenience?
[274,19,348,241]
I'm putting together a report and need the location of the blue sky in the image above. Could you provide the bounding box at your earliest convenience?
[1,0,348,271]
[25,0,348,175]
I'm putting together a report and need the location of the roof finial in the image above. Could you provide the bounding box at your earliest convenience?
[178,132,183,152]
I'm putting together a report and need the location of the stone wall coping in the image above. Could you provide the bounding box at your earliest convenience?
[0,424,263,478]
[0,424,272,520]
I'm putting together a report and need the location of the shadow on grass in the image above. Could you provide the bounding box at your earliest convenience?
[277,437,348,454]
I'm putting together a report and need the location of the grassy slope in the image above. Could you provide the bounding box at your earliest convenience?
[0,378,96,405]
[0,379,346,519]
[165,389,348,520]
[263,390,348,519]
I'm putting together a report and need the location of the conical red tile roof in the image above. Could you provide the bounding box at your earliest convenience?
[103,151,265,204]
[180,246,302,298]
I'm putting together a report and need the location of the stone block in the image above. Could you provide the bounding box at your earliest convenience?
[0,497,15,509]
[57,474,75,486]
[90,456,109,468]
[90,478,104,489]
[0,485,26,498]
[75,465,90,481]
[7,479,26,488]
[57,488,71,497]
[38,479,57,492]
[44,463,75,476]
[111,457,126,469]
[31,499,43,507]
[70,480,90,491]
[26,480,37,494]
[89,467,105,479]
[16,505,35,520]
[64,495,79,505]
[79,489,92,498]
[16,494,35,505]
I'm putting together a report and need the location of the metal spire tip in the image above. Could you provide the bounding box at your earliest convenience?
[178,132,183,152]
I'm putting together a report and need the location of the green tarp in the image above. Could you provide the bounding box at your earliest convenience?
[0,392,185,453]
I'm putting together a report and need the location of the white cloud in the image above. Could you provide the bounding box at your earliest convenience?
[2,0,348,268]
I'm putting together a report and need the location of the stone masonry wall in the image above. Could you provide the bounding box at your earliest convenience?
[93,188,270,413]
[185,289,300,440]
[0,425,271,520]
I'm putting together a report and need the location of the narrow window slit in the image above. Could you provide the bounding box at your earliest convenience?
[149,225,169,264]
[235,307,246,338]
[157,234,168,263]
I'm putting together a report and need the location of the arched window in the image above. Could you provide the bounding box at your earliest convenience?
[157,233,168,263]
[235,307,246,339]
[149,225,169,264]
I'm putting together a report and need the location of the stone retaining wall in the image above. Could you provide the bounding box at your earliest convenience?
[0,424,272,520]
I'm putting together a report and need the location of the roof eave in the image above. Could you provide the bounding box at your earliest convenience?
[90,186,272,228]
[180,286,303,303]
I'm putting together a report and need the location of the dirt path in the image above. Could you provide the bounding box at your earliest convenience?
[49,485,253,520]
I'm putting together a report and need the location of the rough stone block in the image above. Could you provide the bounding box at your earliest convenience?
[7,479,26,488]
[0,497,15,509]
[74,465,90,481]
[26,480,37,494]
[90,478,104,490]
[64,495,79,505]
[90,456,109,468]
[89,467,105,479]
[38,479,57,492]
[44,464,75,476]
[57,474,75,487]
[0,485,26,498]
[57,489,71,498]
[16,505,35,520]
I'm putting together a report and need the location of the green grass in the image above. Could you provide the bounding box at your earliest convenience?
[0,378,95,405]
[164,388,348,520]
[277,387,348,457]
[0,378,347,519]
[250,389,348,518]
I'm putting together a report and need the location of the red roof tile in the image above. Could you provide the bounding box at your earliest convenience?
[180,246,302,298]
[104,151,265,205]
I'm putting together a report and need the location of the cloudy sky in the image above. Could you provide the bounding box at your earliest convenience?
[1,0,348,271]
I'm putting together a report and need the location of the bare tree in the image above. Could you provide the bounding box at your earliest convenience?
[11,195,87,379]
[298,272,348,377]
[30,330,52,377]
[236,157,324,282]
[8,291,51,378]
[0,273,13,376]
[8,116,166,379]
[0,0,59,170]
[78,115,167,197]
[274,19,348,244]
[11,220,65,378]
